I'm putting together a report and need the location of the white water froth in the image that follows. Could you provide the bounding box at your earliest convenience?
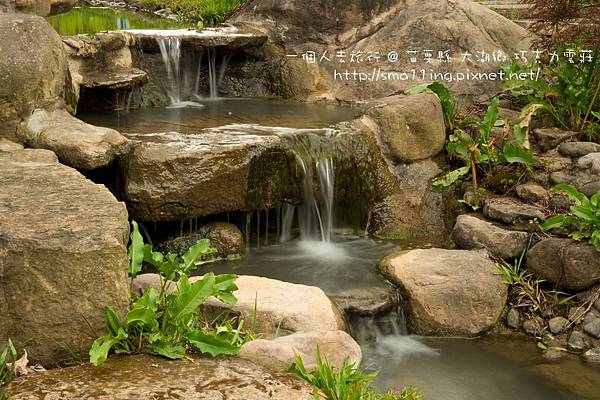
[370,335,440,360]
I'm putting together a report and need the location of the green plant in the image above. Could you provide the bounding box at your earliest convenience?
[290,348,422,400]
[496,251,575,319]
[405,82,457,130]
[432,97,538,202]
[541,184,600,251]
[502,56,600,140]
[0,339,17,398]
[90,221,251,366]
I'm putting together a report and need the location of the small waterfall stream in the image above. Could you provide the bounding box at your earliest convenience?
[155,37,231,105]
[280,152,335,243]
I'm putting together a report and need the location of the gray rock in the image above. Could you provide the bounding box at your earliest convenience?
[451,214,529,259]
[533,128,578,151]
[581,181,600,198]
[122,129,288,222]
[239,330,361,372]
[234,0,530,102]
[558,142,600,158]
[527,238,600,291]
[368,158,447,244]
[6,354,313,399]
[331,286,398,316]
[506,308,520,330]
[159,222,245,259]
[548,317,569,334]
[567,331,589,352]
[365,93,446,163]
[549,194,571,212]
[522,317,544,337]
[582,348,600,363]
[379,249,507,336]
[18,109,128,170]
[0,150,130,365]
[482,197,545,227]
[577,152,600,174]
[595,298,600,313]
[134,274,347,335]
[0,14,75,141]
[538,150,573,172]
[583,312,600,339]
[515,183,549,204]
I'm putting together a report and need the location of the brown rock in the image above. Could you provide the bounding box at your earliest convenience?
[379,248,507,336]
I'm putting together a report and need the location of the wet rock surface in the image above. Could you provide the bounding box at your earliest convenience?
[379,248,507,336]
[6,354,313,399]
[330,286,398,316]
[0,149,130,365]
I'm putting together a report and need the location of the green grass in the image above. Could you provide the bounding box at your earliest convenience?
[139,0,247,25]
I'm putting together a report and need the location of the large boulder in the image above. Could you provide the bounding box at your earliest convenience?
[239,330,361,371]
[364,93,446,163]
[6,354,313,399]
[18,109,129,170]
[234,0,530,101]
[527,238,600,291]
[121,129,293,222]
[378,248,507,336]
[133,274,347,335]
[0,14,75,141]
[452,214,529,259]
[0,149,130,365]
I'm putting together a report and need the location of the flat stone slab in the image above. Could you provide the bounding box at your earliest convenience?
[121,27,268,52]
[6,354,313,399]
[482,197,545,227]
[18,109,128,170]
[330,286,398,316]
[81,68,148,90]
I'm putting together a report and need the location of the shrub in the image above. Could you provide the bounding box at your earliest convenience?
[90,221,251,366]
[541,184,600,251]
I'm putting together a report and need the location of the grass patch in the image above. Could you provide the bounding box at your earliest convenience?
[139,0,247,25]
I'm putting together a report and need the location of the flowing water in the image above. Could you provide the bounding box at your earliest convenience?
[77,98,360,131]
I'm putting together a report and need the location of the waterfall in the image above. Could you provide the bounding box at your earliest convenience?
[282,150,335,243]
[156,37,182,104]
[156,38,231,104]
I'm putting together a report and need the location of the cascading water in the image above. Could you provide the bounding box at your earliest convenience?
[280,151,336,244]
[155,37,232,105]
[156,37,182,104]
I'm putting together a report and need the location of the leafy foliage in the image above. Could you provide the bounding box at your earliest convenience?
[405,82,457,130]
[541,184,600,251]
[90,221,251,366]
[502,57,600,140]
[0,339,17,399]
[290,348,422,400]
[496,252,575,319]
[432,96,538,202]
